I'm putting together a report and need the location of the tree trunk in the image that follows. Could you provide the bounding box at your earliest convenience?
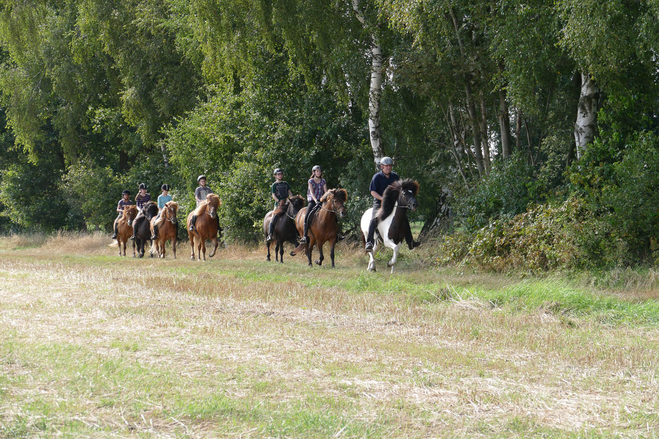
[479,91,490,173]
[352,0,385,167]
[498,89,512,159]
[449,7,483,177]
[515,107,522,151]
[574,71,600,160]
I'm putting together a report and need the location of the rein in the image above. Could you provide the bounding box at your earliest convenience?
[319,197,340,214]
[285,202,297,220]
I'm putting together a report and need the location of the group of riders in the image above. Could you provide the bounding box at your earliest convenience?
[111,156,417,252]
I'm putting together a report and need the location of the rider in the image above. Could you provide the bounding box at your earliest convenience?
[266,168,293,242]
[299,165,327,244]
[364,157,418,252]
[111,189,133,240]
[188,175,221,234]
[151,184,172,240]
[130,183,151,240]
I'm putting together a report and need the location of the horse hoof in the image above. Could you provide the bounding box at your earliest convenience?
[289,251,295,257]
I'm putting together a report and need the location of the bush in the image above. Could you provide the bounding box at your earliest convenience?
[437,198,626,271]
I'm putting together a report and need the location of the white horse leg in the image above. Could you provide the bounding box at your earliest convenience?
[388,244,400,274]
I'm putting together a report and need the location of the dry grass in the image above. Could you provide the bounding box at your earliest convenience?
[1,233,659,437]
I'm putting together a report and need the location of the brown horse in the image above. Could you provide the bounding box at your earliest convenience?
[291,188,347,267]
[187,193,221,261]
[114,205,138,257]
[263,195,305,263]
[150,201,179,259]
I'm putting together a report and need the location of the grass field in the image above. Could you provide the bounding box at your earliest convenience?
[1,232,659,438]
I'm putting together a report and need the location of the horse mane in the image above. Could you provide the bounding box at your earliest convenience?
[192,193,221,216]
[377,179,419,221]
[320,188,348,205]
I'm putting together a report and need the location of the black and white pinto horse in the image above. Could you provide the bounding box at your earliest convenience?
[360,179,419,273]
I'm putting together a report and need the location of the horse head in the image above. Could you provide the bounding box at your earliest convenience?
[124,205,138,226]
[321,188,348,218]
[143,201,160,220]
[205,193,221,218]
[289,195,305,214]
[397,179,419,212]
[165,201,179,224]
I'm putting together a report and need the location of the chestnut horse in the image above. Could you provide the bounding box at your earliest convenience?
[187,193,221,261]
[360,179,419,273]
[115,205,138,257]
[291,188,347,267]
[150,201,179,259]
[263,195,305,263]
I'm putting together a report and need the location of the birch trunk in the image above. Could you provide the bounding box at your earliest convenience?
[498,88,512,159]
[352,0,385,167]
[479,92,491,173]
[574,71,600,160]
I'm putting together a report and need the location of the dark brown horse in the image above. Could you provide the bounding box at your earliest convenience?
[291,188,347,267]
[360,179,419,273]
[263,195,305,263]
[115,205,138,257]
[187,193,221,261]
[134,201,159,258]
[150,201,179,259]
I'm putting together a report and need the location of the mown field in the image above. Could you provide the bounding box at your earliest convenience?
[1,233,659,438]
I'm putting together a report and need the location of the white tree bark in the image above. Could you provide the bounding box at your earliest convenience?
[574,71,600,160]
[352,0,385,167]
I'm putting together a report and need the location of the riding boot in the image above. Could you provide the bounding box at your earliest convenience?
[129,224,137,240]
[151,224,159,240]
[111,223,118,240]
[188,215,197,232]
[267,216,276,242]
[299,220,309,244]
[365,218,378,252]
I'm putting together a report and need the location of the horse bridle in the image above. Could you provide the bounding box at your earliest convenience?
[397,190,417,209]
[165,207,177,223]
[285,201,297,220]
[319,196,343,215]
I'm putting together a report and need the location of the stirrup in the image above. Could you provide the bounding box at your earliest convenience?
[266,234,273,242]
[299,236,307,244]
[129,235,136,240]
[111,234,117,240]
[365,242,374,252]
[188,225,195,231]
[150,234,156,240]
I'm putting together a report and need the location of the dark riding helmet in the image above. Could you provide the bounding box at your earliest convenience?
[273,168,283,175]
[379,156,394,166]
[122,189,130,195]
[312,165,322,172]
[161,184,170,191]
[197,175,206,182]
[138,183,146,190]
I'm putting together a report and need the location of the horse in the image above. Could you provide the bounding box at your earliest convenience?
[115,205,138,257]
[149,201,179,259]
[134,201,160,258]
[360,179,419,273]
[187,193,221,261]
[290,188,348,267]
[263,195,305,263]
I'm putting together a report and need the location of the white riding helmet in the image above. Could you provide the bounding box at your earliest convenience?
[380,156,394,166]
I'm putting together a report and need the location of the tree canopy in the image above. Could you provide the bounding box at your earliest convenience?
[1,0,659,267]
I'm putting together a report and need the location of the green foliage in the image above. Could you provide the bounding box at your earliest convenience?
[0,152,80,232]
[453,155,536,230]
[439,198,623,271]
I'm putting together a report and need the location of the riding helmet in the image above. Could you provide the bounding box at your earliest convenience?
[312,165,322,172]
[138,183,146,190]
[197,175,206,182]
[273,168,283,175]
[161,184,170,191]
[122,189,130,195]
[380,156,394,166]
